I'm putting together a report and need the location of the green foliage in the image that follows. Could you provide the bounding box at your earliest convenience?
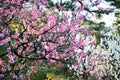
[105,0,120,8]
[28,66,69,80]
[47,0,75,11]
[45,73,68,80]
[113,11,120,34]
[93,32,101,44]
[47,0,54,8]
[87,19,105,44]
[0,44,8,55]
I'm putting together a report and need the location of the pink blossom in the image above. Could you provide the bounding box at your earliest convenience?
[98,7,114,12]
[22,19,27,26]
[8,55,14,64]
[94,0,100,6]
[31,11,38,19]
[19,65,25,70]
[44,25,49,30]
[79,14,84,20]
[0,7,3,13]
[18,49,22,55]
[5,10,11,15]
[0,26,3,30]
[13,74,18,79]
[84,69,89,73]
[19,9,24,18]
[31,66,36,72]
[84,29,94,35]
[70,52,74,58]
[25,46,30,52]
[46,55,49,59]
[73,1,78,8]
[0,19,2,23]
[72,11,77,17]
[12,29,19,39]
[2,29,9,35]
[37,50,41,54]
[42,0,48,6]
[51,50,57,55]
[80,59,84,63]
[50,60,56,63]
[70,26,76,32]
[0,59,3,66]
[47,14,57,27]
[72,65,77,70]
[58,3,64,11]
[11,0,16,4]
[48,42,55,50]
[0,37,11,46]
[12,42,19,48]
[104,8,114,12]
[78,39,84,47]
[80,5,85,11]
[1,68,6,73]
[88,59,96,66]
[74,61,80,66]
[0,74,4,78]
[71,36,76,45]
[88,39,96,45]
[59,22,65,31]
[78,52,86,57]
[19,74,24,79]
[61,54,66,58]
[58,21,68,32]
[44,45,49,51]
[59,37,65,45]
[26,70,32,76]
[0,34,4,38]
[39,28,44,34]
[90,71,95,75]
[32,23,38,28]
[16,0,22,5]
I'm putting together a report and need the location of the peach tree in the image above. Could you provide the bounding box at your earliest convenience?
[0,0,114,79]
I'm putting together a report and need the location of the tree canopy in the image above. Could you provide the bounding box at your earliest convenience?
[0,0,119,80]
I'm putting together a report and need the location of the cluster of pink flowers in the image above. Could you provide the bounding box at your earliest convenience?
[0,37,10,46]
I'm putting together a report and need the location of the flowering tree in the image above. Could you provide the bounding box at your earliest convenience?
[0,0,114,79]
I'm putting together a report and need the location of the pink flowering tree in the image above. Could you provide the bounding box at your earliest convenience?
[0,0,114,79]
